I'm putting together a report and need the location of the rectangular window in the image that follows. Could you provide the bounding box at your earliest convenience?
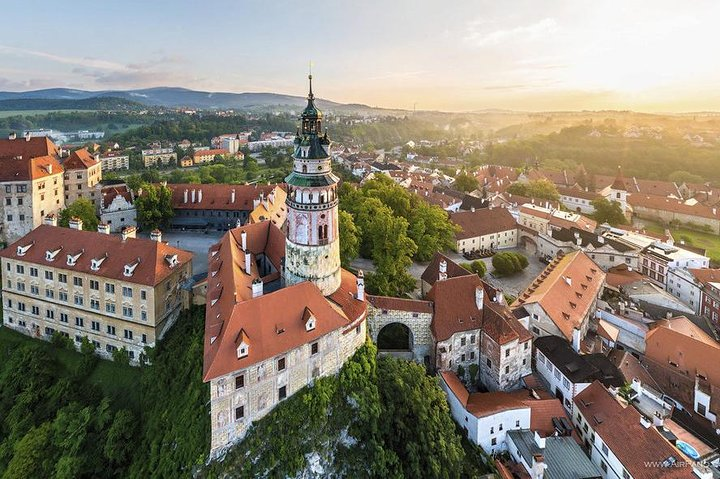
[91,321,100,331]
[141,334,147,344]
[601,443,609,456]
[505,349,510,357]
[279,386,287,400]
[73,277,82,287]
[16,264,24,274]
[235,375,245,389]
[235,406,244,420]
[486,358,491,368]
[122,286,133,298]
[31,305,39,315]
[29,267,38,277]
[106,303,116,313]
[141,290,147,300]
[30,285,39,295]
[141,311,147,321]
[74,295,83,306]
[122,306,133,318]
[59,291,68,302]
[90,299,100,310]
[124,329,133,340]
[470,334,476,344]
[107,325,116,336]
[311,342,319,355]
[16,282,25,292]
[58,273,67,283]
[45,288,54,299]
[90,280,99,290]
[461,337,466,346]
[278,357,286,371]
[75,317,84,327]
[46,309,54,319]
[105,283,115,294]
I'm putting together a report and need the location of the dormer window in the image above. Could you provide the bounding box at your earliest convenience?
[90,253,108,271]
[302,307,317,332]
[16,242,34,256]
[235,328,250,359]
[124,258,140,277]
[165,254,179,268]
[45,247,62,261]
[66,250,84,267]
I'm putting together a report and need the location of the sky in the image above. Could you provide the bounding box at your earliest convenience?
[2,0,720,112]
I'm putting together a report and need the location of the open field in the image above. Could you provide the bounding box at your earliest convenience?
[634,219,720,265]
[0,109,99,118]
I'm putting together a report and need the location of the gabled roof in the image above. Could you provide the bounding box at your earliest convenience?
[482,301,533,345]
[574,382,694,478]
[550,227,636,252]
[0,136,59,160]
[428,274,484,341]
[535,336,623,386]
[420,252,472,288]
[513,251,606,341]
[0,225,192,286]
[166,183,280,211]
[62,148,98,170]
[450,207,517,240]
[440,371,528,418]
[611,166,627,191]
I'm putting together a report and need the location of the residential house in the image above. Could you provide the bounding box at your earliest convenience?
[537,227,640,270]
[193,148,229,165]
[141,148,177,167]
[62,148,102,204]
[450,207,518,254]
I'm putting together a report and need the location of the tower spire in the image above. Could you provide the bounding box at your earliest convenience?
[308,61,314,99]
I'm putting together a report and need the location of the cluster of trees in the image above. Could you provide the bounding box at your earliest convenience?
[0,111,151,139]
[339,175,459,297]
[58,198,99,232]
[506,178,560,201]
[460,260,487,277]
[0,307,210,478]
[201,341,492,478]
[591,198,628,226]
[491,251,529,276]
[135,183,174,230]
[453,172,479,192]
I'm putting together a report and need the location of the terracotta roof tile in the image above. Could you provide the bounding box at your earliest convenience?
[450,207,517,240]
[367,295,433,314]
[62,148,98,170]
[574,382,694,478]
[166,183,281,211]
[428,274,484,341]
[420,252,472,288]
[0,136,59,160]
[0,225,192,286]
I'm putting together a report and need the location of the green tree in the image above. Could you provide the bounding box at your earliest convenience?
[58,198,98,232]
[468,363,479,385]
[338,210,360,268]
[104,410,136,464]
[461,260,487,277]
[112,347,131,366]
[492,252,529,276]
[454,172,479,192]
[2,423,55,479]
[506,179,560,201]
[591,198,628,225]
[668,170,704,185]
[135,183,174,230]
[457,364,466,380]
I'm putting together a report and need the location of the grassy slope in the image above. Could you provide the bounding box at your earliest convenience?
[0,326,141,410]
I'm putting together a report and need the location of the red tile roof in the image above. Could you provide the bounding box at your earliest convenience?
[440,371,528,418]
[574,382,694,478]
[62,148,98,170]
[0,225,192,286]
[203,222,366,381]
[166,183,280,211]
[450,207,517,240]
[523,398,572,438]
[482,301,533,345]
[420,252,472,288]
[0,155,63,181]
[0,136,59,160]
[193,148,229,158]
[100,184,133,208]
[687,268,720,285]
[513,251,605,341]
[629,195,720,220]
[428,274,485,341]
[366,295,433,314]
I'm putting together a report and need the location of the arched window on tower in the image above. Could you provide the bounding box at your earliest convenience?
[318,224,328,242]
[302,164,307,173]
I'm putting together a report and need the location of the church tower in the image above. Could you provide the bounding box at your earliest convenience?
[284,75,341,296]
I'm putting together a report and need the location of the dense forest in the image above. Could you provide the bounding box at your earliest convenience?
[0,307,209,478]
[0,111,154,137]
[0,97,145,112]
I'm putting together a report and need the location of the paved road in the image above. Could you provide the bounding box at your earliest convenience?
[139,230,225,275]
[351,246,544,300]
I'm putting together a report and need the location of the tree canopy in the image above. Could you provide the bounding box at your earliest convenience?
[591,198,628,225]
[58,198,99,232]
[491,251,529,276]
[506,179,560,201]
[135,183,174,231]
[453,172,479,192]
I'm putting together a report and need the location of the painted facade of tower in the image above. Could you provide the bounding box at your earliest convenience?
[284,75,342,295]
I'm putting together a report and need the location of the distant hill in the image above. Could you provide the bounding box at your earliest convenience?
[0,96,145,111]
[0,87,388,113]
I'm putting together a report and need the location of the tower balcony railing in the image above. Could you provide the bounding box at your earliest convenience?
[286,198,339,211]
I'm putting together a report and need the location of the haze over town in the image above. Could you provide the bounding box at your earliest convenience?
[3,0,720,112]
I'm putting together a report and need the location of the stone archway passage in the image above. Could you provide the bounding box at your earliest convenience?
[520,235,538,255]
[377,322,413,351]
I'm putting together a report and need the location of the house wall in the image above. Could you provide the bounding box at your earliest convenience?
[64,163,101,204]
[632,205,720,235]
[574,408,627,479]
[366,304,432,361]
[0,173,64,245]
[435,328,482,373]
[535,348,591,413]
[666,268,702,314]
[456,228,518,254]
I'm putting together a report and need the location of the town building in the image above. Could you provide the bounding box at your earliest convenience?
[0,221,192,363]
[97,183,137,232]
[557,185,601,214]
[419,252,471,296]
[0,134,64,245]
[518,203,597,235]
[534,336,624,412]
[141,147,177,167]
[665,268,720,314]
[179,156,193,168]
[193,148,229,165]
[574,381,697,478]
[506,430,602,479]
[62,148,102,204]
[165,183,286,231]
[98,152,130,171]
[640,242,709,286]
[536,226,640,270]
[449,207,518,254]
[202,76,367,457]
[513,251,606,350]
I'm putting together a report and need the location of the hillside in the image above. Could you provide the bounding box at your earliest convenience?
[0,96,145,111]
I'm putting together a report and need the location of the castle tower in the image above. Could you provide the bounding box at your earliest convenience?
[608,165,629,216]
[284,75,341,295]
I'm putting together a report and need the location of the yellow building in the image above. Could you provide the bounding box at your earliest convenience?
[0,221,193,363]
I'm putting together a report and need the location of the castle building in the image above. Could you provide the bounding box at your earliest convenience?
[202,77,367,457]
[62,148,102,204]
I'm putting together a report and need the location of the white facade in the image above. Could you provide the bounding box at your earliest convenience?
[535,348,591,413]
[666,268,703,313]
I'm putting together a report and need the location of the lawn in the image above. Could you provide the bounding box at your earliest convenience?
[0,326,141,410]
[634,219,720,266]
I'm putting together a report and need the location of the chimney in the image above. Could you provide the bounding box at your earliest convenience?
[44,214,57,226]
[198,189,203,203]
[531,454,547,479]
[244,251,251,275]
[231,189,236,203]
[97,223,110,235]
[475,286,484,310]
[576,237,582,246]
[666,311,673,319]
[268,190,275,204]
[714,208,717,216]
[47,164,52,174]
[439,259,448,281]
[121,226,137,241]
[597,235,605,244]
[533,431,546,449]
[69,216,83,230]
[471,206,475,213]
[240,230,247,250]
[251,278,263,298]
[356,270,365,301]
[8,132,16,140]
[191,189,196,203]
[150,229,162,242]
[183,189,188,204]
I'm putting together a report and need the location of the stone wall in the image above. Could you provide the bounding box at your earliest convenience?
[284,240,341,296]
[366,304,432,361]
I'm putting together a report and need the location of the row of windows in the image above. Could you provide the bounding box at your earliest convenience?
[6,316,147,347]
[233,342,320,391]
